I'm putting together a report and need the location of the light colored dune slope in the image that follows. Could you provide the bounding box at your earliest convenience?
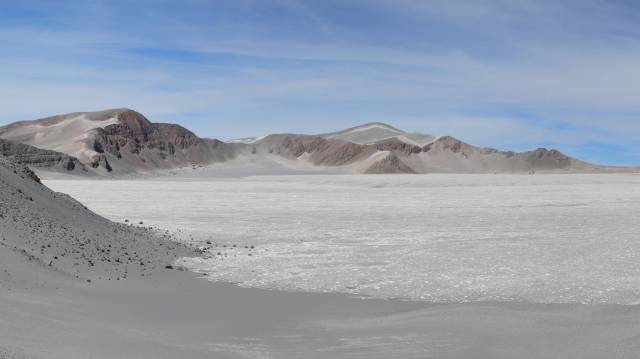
[0,112,119,164]
[321,122,436,146]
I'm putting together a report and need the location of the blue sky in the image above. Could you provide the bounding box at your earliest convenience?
[1,0,639,164]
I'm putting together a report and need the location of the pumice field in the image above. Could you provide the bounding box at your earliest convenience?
[46,173,640,305]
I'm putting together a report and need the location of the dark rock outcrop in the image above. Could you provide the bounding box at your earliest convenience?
[90,109,238,171]
[89,154,112,172]
[93,110,201,159]
[0,139,86,173]
[375,138,423,155]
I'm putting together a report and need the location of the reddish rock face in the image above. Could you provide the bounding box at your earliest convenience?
[93,110,202,158]
[86,109,237,172]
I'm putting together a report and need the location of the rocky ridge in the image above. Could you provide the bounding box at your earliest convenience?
[0,109,239,175]
[0,109,617,175]
[249,131,586,174]
[0,139,87,173]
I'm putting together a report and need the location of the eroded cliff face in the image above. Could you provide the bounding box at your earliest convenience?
[87,109,238,173]
[374,138,423,155]
[0,139,87,173]
[93,110,198,158]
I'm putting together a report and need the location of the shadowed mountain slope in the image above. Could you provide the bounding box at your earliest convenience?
[0,155,190,286]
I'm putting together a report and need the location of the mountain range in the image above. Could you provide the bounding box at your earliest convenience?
[0,108,628,176]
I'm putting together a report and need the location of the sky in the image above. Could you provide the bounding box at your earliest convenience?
[1,0,639,164]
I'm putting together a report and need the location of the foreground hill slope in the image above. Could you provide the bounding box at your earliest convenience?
[0,155,190,287]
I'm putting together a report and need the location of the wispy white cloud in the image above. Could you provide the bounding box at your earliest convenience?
[0,0,639,164]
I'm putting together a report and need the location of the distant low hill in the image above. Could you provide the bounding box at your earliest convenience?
[0,108,631,176]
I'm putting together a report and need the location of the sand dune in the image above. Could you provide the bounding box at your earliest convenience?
[0,111,119,164]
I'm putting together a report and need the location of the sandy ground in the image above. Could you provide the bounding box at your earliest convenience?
[1,268,640,359]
